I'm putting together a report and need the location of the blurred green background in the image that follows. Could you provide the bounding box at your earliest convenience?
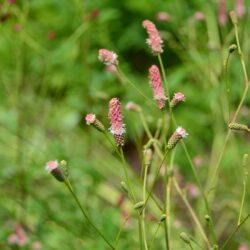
[1,0,250,249]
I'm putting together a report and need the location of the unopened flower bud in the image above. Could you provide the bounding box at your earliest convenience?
[170,92,185,108]
[134,201,145,210]
[45,160,65,182]
[179,232,191,244]
[125,102,142,112]
[98,49,118,65]
[230,11,238,24]
[228,122,249,132]
[167,127,188,150]
[160,214,166,222]
[85,113,105,132]
[143,148,153,166]
[205,214,210,222]
[229,44,237,53]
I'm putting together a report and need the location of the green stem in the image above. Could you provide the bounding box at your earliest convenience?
[237,180,246,225]
[173,178,211,249]
[64,178,115,250]
[221,214,250,250]
[149,222,161,250]
[114,217,129,247]
[142,162,149,250]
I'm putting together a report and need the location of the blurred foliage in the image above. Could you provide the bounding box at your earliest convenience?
[1,0,250,249]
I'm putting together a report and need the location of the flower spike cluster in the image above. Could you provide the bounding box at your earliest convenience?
[98,49,118,65]
[167,127,188,150]
[142,20,163,55]
[108,97,126,147]
[149,65,167,109]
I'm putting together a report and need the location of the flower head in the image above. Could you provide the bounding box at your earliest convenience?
[235,0,246,18]
[142,20,163,54]
[149,65,167,109]
[194,11,205,21]
[155,12,171,22]
[85,113,105,132]
[85,113,96,125]
[45,160,65,182]
[167,127,188,149]
[98,49,118,65]
[170,92,185,107]
[7,224,28,247]
[45,160,59,172]
[109,98,126,146]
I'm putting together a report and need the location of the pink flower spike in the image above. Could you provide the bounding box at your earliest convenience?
[194,11,205,21]
[142,20,163,55]
[98,49,118,65]
[176,127,188,138]
[109,98,126,146]
[218,0,227,26]
[235,0,246,18]
[149,65,167,109]
[170,92,185,107]
[85,113,96,125]
[45,160,59,172]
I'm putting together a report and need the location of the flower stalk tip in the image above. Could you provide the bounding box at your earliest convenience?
[149,65,167,109]
[170,92,185,108]
[108,97,126,147]
[167,127,188,150]
[142,20,163,55]
[45,160,65,182]
[85,113,105,132]
[98,49,118,66]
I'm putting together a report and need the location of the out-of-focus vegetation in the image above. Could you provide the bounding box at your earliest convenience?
[1,0,250,249]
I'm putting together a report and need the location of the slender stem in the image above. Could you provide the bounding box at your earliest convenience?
[149,222,161,250]
[237,180,247,225]
[64,178,115,250]
[120,148,136,202]
[138,215,143,250]
[173,178,211,249]
[142,162,149,250]
[188,243,194,250]
[114,217,129,247]
[234,21,249,86]
[221,214,250,250]
[116,67,158,108]
[208,84,249,189]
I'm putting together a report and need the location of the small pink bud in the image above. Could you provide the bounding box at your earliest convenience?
[155,12,171,22]
[142,20,163,55]
[188,183,200,199]
[238,244,248,250]
[170,92,185,107]
[108,98,126,146]
[194,11,205,21]
[45,160,65,182]
[85,113,105,132]
[98,49,118,65]
[149,65,167,109]
[167,127,188,149]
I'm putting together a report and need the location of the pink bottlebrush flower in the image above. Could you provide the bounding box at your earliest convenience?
[194,11,205,21]
[85,113,105,132]
[218,0,227,26]
[167,127,188,149]
[8,0,16,4]
[45,160,65,182]
[149,65,167,109]
[235,0,246,18]
[155,12,171,22]
[142,20,163,55]
[170,92,185,107]
[193,155,203,168]
[32,241,42,250]
[108,98,126,146]
[106,64,117,73]
[98,49,118,65]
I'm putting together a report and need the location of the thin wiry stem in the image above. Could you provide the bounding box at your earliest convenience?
[64,178,115,250]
